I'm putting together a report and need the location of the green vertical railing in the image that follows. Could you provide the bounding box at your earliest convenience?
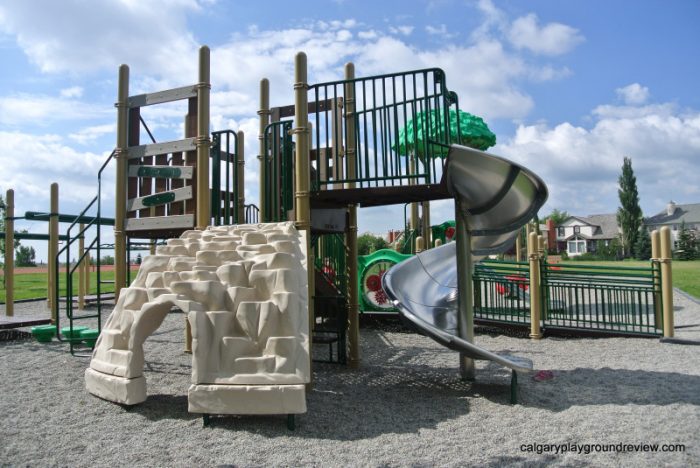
[262,120,293,222]
[474,260,531,324]
[308,68,458,191]
[314,233,348,297]
[210,130,240,226]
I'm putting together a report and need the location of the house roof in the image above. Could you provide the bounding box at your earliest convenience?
[561,213,619,240]
[645,203,700,226]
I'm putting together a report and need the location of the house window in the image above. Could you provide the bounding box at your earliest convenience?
[574,225,580,234]
[557,227,565,237]
[568,240,586,255]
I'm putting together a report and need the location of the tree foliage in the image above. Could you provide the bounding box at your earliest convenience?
[616,157,643,258]
[15,245,36,267]
[358,233,388,256]
[634,228,652,260]
[675,221,698,260]
[544,208,570,226]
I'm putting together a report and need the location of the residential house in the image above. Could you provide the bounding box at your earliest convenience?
[644,201,700,247]
[555,214,620,257]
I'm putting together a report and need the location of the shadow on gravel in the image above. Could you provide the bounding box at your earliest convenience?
[520,367,700,410]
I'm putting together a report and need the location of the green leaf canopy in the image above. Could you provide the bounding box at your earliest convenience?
[394,108,496,157]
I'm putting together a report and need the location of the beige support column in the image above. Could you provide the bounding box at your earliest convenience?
[4,189,14,317]
[85,251,91,298]
[434,238,443,248]
[421,201,430,248]
[195,45,211,230]
[258,79,270,221]
[529,232,542,339]
[515,230,522,262]
[294,52,314,375]
[114,64,129,301]
[409,157,419,238]
[651,230,662,329]
[48,183,59,322]
[237,130,245,224]
[455,199,475,380]
[660,227,674,338]
[149,240,156,256]
[345,62,360,368]
[78,223,85,310]
[415,236,425,253]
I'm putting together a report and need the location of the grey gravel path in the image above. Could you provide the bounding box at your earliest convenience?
[1,292,699,467]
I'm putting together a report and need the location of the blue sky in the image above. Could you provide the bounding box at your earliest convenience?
[1,0,699,261]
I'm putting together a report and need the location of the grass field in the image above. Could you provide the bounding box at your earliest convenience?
[1,261,698,303]
[0,268,141,302]
[558,259,700,298]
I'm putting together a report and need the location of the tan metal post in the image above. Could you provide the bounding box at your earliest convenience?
[114,64,129,300]
[515,230,522,262]
[149,240,156,256]
[651,230,662,329]
[415,236,425,253]
[78,223,85,310]
[237,130,245,224]
[85,251,91,299]
[422,201,431,249]
[529,231,542,339]
[344,62,360,368]
[258,79,270,221]
[196,45,211,230]
[434,238,443,248]
[294,52,314,376]
[49,183,59,322]
[660,226,674,338]
[455,199,475,380]
[4,189,14,316]
[409,157,419,239]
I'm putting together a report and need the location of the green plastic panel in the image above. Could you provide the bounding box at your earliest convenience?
[141,192,176,207]
[137,166,182,178]
[358,249,412,313]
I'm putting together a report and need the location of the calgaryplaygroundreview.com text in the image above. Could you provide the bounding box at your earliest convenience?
[519,442,686,456]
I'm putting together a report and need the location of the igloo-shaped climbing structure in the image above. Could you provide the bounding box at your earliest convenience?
[85,222,310,416]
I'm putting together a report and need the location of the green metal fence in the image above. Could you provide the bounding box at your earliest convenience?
[210,130,241,225]
[472,259,662,336]
[542,262,661,335]
[314,233,348,297]
[474,260,531,325]
[262,120,293,222]
[308,68,459,191]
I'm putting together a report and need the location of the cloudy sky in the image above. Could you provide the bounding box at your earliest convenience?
[1,0,699,260]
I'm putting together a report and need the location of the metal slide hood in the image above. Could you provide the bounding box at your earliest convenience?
[382,144,548,372]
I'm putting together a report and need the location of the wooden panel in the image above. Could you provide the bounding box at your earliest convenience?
[128,165,193,179]
[127,186,192,212]
[125,214,194,232]
[154,154,168,217]
[128,85,197,108]
[127,138,196,160]
[127,108,140,219]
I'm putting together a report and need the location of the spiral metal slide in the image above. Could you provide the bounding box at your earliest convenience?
[382,145,548,374]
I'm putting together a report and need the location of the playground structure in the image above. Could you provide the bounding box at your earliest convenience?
[1,45,679,426]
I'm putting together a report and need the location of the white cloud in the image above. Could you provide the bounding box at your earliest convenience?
[0,93,107,126]
[68,124,115,145]
[425,24,457,39]
[616,83,650,105]
[497,98,700,217]
[507,13,584,56]
[389,25,414,36]
[0,0,202,74]
[60,86,83,98]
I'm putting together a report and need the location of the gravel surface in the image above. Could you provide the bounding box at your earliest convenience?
[1,291,699,467]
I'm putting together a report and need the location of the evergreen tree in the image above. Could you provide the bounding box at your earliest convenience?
[676,221,698,260]
[616,157,643,258]
[634,228,652,260]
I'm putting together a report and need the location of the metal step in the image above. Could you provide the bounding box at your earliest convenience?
[128,84,197,108]
[127,186,192,212]
[127,138,196,160]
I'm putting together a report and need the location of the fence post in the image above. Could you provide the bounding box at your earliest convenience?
[415,236,425,253]
[294,52,315,378]
[515,229,522,262]
[48,183,59,322]
[196,45,211,230]
[237,130,245,224]
[529,232,542,339]
[258,79,270,222]
[659,227,674,338]
[114,64,129,301]
[344,61,360,369]
[4,189,14,317]
[434,238,443,248]
[650,230,662,329]
[78,223,85,310]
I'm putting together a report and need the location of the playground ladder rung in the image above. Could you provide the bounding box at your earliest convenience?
[124,214,194,232]
[128,165,193,180]
[127,84,197,108]
[127,138,196,160]
[99,280,116,284]
[127,186,192,212]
